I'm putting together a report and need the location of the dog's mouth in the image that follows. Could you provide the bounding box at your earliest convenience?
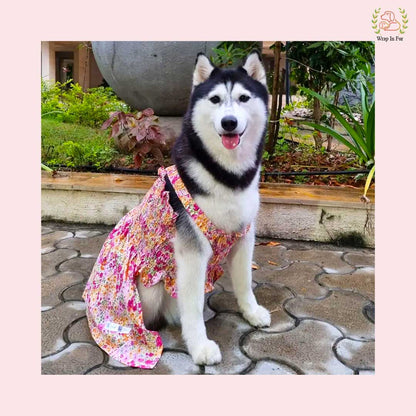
[221,134,240,150]
[220,130,245,150]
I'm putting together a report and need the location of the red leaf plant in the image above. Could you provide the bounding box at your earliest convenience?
[102,108,167,168]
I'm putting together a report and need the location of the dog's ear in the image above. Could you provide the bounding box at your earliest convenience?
[193,53,215,87]
[243,51,267,86]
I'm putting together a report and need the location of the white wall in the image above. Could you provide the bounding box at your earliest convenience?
[41,41,52,81]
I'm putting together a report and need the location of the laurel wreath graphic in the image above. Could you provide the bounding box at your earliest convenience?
[372,8,381,34]
[398,8,408,34]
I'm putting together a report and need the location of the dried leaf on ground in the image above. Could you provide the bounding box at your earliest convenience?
[256,241,281,247]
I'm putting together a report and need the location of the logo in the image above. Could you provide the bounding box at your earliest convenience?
[372,8,408,41]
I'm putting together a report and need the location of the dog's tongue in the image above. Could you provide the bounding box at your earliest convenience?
[221,134,240,150]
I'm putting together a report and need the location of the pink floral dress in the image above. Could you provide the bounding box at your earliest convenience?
[83,165,249,369]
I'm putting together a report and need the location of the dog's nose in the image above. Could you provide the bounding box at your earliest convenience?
[221,115,238,132]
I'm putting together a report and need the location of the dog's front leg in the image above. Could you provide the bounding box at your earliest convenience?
[228,226,271,327]
[174,232,222,365]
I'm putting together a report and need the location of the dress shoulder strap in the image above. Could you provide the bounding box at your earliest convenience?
[164,165,250,241]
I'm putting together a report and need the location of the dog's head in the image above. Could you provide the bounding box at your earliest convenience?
[189,52,269,156]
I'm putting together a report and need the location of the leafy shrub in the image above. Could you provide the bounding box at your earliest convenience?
[41,118,119,170]
[41,79,130,128]
[301,83,374,167]
[210,42,259,67]
[102,108,167,167]
[53,140,117,169]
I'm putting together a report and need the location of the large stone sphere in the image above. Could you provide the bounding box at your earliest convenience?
[92,41,220,116]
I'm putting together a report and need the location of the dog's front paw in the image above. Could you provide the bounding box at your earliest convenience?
[243,305,271,328]
[190,340,222,365]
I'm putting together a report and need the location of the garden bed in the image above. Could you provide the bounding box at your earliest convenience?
[41,118,370,188]
[261,141,368,186]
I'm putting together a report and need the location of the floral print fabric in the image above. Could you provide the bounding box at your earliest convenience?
[83,165,249,368]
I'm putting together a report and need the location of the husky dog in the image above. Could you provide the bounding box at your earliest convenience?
[137,51,271,365]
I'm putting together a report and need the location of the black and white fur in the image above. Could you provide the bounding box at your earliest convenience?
[137,51,271,365]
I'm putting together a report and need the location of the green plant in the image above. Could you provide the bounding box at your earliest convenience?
[294,175,308,184]
[286,41,374,149]
[210,42,259,67]
[280,117,298,142]
[41,79,130,127]
[262,150,271,161]
[334,174,349,184]
[46,140,117,169]
[102,108,166,167]
[41,118,120,170]
[41,163,53,172]
[287,42,374,97]
[300,84,375,167]
[361,165,375,202]
[282,98,312,113]
[41,78,68,118]
[295,141,326,159]
[274,138,291,155]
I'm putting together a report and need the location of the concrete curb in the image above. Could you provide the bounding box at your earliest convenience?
[41,172,375,247]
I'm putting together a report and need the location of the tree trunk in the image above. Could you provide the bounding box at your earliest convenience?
[312,97,323,149]
[266,42,282,154]
[326,90,340,151]
[273,68,286,142]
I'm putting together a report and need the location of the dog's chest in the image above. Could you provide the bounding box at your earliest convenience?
[194,186,259,233]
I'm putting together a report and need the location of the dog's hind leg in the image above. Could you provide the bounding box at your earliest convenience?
[227,225,271,327]
[137,281,166,330]
[161,290,180,326]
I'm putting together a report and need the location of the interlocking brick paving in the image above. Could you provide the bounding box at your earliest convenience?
[245,360,298,375]
[344,252,375,268]
[41,231,73,254]
[67,316,95,343]
[335,338,375,371]
[204,314,253,374]
[87,352,201,375]
[318,268,375,301]
[252,244,290,270]
[285,291,375,340]
[41,221,375,375]
[253,262,328,298]
[41,271,84,310]
[42,343,104,375]
[41,301,87,356]
[241,319,354,375]
[209,284,296,332]
[41,248,78,278]
[56,233,108,257]
[286,249,355,274]
[58,256,97,278]
[61,281,87,301]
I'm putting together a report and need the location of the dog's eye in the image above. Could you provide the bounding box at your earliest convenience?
[209,95,220,104]
[239,95,250,103]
